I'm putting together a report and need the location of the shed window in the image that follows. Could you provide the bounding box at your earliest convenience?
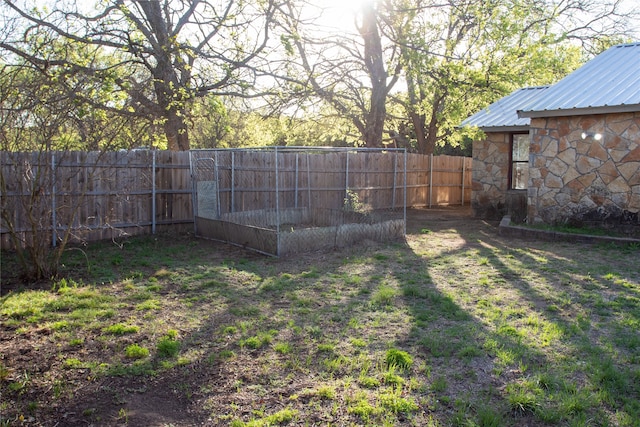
[510,133,529,190]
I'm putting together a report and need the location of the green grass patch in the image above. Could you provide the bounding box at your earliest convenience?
[371,284,397,307]
[385,348,413,371]
[2,220,639,426]
[157,336,181,358]
[102,323,139,335]
[125,344,150,359]
[379,387,419,413]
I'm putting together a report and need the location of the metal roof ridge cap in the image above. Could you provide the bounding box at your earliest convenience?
[518,103,640,118]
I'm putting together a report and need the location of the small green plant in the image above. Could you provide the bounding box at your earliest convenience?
[153,268,171,278]
[157,336,180,358]
[69,338,84,347]
[385,348,413,371]
[242,336,263,349]
[223,326,238,335]
[383,367,404,386]
[240,332,273,350]
[0,363,9,381]
[230,305,261,317]
[343,190,369,213]
[317,343,335,353]
[125,344,150,359]
[372,285,397,307]
[476,404,503,427]
[117,408,128,423]
[218,350,235,359]
[350,337,367,348]
[315,385,336,400]
[347,392,379,421]
[102,323,139,335]
[431,376,447,393]
[234,408,298,426]
[379,387,419,413]
[136,299,161,311]
[306,325,323,339]
[63,358,84,369]
[506,382,540,414]
[459,345,482,359]
[51,320,69,330]
[52,277,79,292]
[274,342,293,354]
[359,375,380,389]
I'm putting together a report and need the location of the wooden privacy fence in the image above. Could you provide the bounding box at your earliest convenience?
[406,153,472,207]
[1,150,471,249]
[1,150,192,250]
[192,147,407,216]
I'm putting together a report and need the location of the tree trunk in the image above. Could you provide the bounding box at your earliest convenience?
[404,52,430,154]
[411,111,429,154]
[140,0,191,151]
[423,91,446,155]
[365,87,387,148]
[163,106,190,151]
[359,3,387,148]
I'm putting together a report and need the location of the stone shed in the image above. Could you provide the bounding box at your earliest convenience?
[462,42,640,237]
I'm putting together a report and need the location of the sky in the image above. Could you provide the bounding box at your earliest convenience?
[318,0,640,41]
[309,0,369,34]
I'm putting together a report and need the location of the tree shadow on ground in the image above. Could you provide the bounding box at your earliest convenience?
[1,207,638,426]
[390,207,640,425]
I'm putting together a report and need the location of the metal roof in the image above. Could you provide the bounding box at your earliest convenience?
[519,42,640,118]
[459,86,549,131]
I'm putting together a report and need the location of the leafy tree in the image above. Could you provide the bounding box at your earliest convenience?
[0,60,131,279]
[217,107,357,148]
[276,0,402,148]
[189,95,231,149]
[1,0,279,151]
[0,33,156,280]
[387,0,636,154]
[273,0,637,154]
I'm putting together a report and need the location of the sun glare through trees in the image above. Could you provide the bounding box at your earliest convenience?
[0,0,638,153]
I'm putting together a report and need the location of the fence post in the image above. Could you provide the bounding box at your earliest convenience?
[231,151,235,213]
[403,150,407,236]
[51,152,57,247]
[428,153,433,208]
[152,150,156,234]
[275,147,280,255]
[306,153,311,210]
[392,152,397,210]
[461,158,466,206]
[294,153,299,209]
[214,151,221,218]
[345,150,350,199]
[189,151,197,235]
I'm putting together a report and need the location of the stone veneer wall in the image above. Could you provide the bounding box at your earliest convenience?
[528,112,640,236]
[472,132,510,219]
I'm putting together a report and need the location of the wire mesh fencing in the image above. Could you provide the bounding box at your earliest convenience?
[191,146,407,256]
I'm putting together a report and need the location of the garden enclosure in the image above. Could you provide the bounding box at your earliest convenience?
[191,147,407,256]
[0,149,471,250]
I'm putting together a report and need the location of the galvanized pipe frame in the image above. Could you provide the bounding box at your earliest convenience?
[190,146,409,256]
